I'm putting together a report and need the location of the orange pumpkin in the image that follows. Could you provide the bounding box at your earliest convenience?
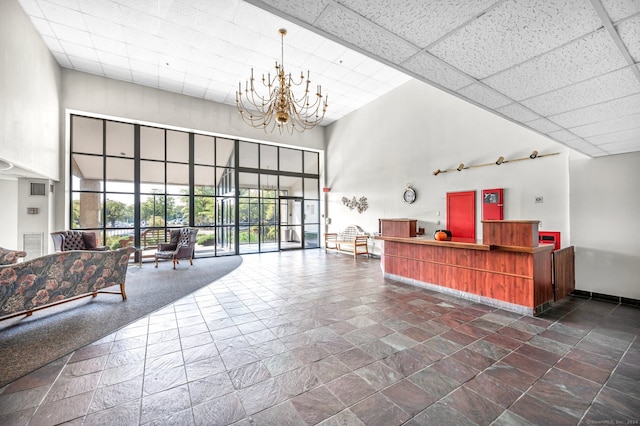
[435,231,448,241]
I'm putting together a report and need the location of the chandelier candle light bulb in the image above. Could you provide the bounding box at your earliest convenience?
[236,28,328,135]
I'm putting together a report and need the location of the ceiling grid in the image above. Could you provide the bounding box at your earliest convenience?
[11,0,640,160]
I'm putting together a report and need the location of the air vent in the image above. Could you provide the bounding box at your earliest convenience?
[30,182,46,196]
[23,232,44,259]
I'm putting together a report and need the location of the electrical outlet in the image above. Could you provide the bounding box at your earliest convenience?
[535,196,543,203]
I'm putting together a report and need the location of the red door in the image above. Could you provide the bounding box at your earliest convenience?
[446,191,476,240]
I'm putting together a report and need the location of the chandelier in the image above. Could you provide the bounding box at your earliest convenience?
[236,28,328,135]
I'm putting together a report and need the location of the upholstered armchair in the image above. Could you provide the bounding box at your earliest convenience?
[0,247,27,265]
[51,230,108,252]
[155,228,199,269]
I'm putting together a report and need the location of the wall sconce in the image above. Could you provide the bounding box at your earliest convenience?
[457,163,465,171]
[433,169,441,176]
[496,156,504,165]
[529,150,538,159]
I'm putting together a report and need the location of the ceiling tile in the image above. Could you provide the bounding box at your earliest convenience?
[616,15,640,62]
[49,22,92,45]
[574,144,607,156]
[368,63,410,86]
[68,55,103,74]
[38,0,86,29]
[570,113,640,138]
[547,129,580,143]
[551,93,640,128]
[483,30,627,101]
[83,15,126,42]
[402,52,474,91]
[42,35,64,54]
[78,0,122,19]
[101,63,132,82]
[60,41,99,61]
[129,59,159,75]
[335,0,500,48]
[562,138,594,149]
[521,67,640,116]
[457,83,513,109]
[29,16,56,38]
[16,0,640,157]
[118,8,160,34]
[97,51,129,68]
[252,0,329,24]
[315,4,419,65]
[585,128,640,145]
[600,140,640,155]
[496,103,540,122]
[91,34,128,57]
[601,0,640,22]
[525,118,562,134]
[428,0,602,79]
[122,27,162,51]
[18,0,45,18]
[126,45,160,66]
[158,77,183,92]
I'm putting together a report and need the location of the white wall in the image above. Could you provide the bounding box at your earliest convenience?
[61,70,324,151]
[325,79,571,241]
[0,179,19,248]
[0,0,61,253]
[17,179,51,258]
[0,0,61,180]
[570,153,640,299]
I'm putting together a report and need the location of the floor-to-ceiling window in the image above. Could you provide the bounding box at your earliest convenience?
[69,114,320,258]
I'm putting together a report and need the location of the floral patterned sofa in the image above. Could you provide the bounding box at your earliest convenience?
[0,247,27,266]
[0,247,133,321]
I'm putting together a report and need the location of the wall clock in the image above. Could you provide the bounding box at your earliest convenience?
[403,185,416,204]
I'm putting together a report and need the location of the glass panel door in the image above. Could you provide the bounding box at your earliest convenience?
[280,197,302,249]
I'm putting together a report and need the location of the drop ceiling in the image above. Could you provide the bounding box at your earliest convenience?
[14,0,640,159]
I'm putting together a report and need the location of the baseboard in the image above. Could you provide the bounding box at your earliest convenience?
[570,290,640,307]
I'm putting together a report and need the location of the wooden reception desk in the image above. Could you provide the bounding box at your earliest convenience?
[376,220,554,315]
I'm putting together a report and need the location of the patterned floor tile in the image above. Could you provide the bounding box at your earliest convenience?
[1,251,639,426]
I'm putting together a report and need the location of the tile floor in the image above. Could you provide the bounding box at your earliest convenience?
[0,250,639,425]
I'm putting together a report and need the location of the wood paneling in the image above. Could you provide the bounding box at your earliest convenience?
[483,220,539,247]
[553,246,575,300]
[380,236,554,314]
[379,219,417,238]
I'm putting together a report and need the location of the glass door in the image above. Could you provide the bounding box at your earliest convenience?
[280,197,303,249]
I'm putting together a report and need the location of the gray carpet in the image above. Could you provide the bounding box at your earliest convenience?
[0,255,242,387]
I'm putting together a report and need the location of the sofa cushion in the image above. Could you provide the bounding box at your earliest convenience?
[82,232,98,249]
[63,233,85,250]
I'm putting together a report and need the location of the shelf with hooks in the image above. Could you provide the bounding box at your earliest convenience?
[432,151,560,176]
